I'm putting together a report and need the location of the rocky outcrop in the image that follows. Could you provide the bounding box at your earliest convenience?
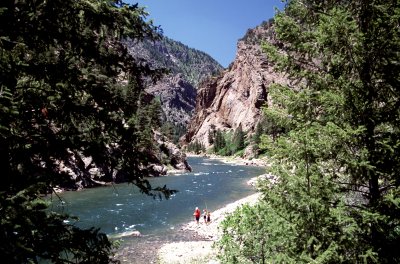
[146,74,196,126]
[57,130,191,190]
[127,36,222,128]
[139,130,192,177]
[184,21,286,148]
[153,131,192,172]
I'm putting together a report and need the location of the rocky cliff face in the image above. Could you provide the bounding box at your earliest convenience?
[127,36,223,127]
[146,73,196,126]
[184,21,286,148]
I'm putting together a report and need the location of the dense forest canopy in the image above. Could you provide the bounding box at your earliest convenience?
[0,0,172,262]
[218,0,400,263]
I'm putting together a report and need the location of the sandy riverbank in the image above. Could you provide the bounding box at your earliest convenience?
[158,154,267,263]
[186,153,268,167]
[157,192,262,264]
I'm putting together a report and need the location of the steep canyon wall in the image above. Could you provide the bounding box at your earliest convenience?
[184,22,286,148]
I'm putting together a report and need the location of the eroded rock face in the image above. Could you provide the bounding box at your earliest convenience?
[153,130,192,173]
[146,74,196,126]
[184,22,286,148]
[56,129,191,190]
[127,36,222,128]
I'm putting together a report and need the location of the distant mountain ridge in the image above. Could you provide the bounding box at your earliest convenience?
[126,36,223,131]
[127,36,223,87]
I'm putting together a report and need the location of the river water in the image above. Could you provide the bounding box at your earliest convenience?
[50,156,265,262]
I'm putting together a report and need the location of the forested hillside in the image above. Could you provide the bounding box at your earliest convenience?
[127,36,223,87]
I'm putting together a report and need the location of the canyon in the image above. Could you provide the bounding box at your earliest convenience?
[184,21,286,150]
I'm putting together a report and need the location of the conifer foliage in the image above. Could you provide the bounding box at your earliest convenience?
[0,0,168,262]
[218,0,400,263]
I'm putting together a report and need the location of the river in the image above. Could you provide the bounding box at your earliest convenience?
[50,156,265,262]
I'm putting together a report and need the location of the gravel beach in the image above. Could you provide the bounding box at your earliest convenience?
[114,193,261,264]
[115,155,266,263]
[157,192,261,264]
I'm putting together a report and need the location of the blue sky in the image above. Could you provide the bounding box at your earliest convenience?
[128,0,285,67]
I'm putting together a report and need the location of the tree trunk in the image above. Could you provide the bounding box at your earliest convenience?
[0,138,11,192]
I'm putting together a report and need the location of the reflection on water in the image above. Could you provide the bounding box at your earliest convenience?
[50,157,265,238]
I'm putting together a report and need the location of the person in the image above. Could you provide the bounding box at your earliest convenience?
[206,211,211,224]
[193,207,201,224]
[203,209,207,224]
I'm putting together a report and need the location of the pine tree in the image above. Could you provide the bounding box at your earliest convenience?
[213,129,226,154]
[232,124,245,153]
[187,140,204,154]
[161,122,175,140]
[253,122,263,146]
[218,0,400,263]
[0,0,171,262]
[147,98,163,129]
[208,129,215,145]
[172,123,187,144]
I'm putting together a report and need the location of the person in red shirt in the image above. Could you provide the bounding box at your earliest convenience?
[193,207,201,224]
